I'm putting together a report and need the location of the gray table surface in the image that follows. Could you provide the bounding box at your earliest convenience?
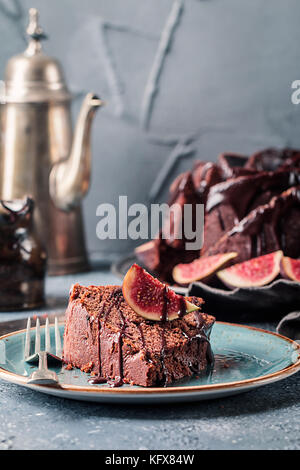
[0,267,299,451]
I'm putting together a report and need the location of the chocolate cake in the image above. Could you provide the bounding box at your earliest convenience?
[136,147,300,282]
[63,284,215,387]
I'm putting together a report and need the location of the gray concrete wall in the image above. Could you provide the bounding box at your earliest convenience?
[0,0,299,260]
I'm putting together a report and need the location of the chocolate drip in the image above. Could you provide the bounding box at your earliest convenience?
[194,309,203,329]
[178,295,187,318]
[137,323,146,350]
[278,216,286,252]
[160,285,169,322]
[281,230,286,253]
[256,230,266,257]
[88,289,125,387]
[88,297,110,385]
[193,311,214,374]
[159,288,186,385]
[108,301,126,388]
[88,375,107,385]
[88,314,106,385]
[250,235,258,258]
[107,289,125,388]
[159,286,170,385]
[160,325,171,386]
[137,324,151,363]
[217,207,225,232]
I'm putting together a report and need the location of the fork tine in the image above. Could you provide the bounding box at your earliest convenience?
[45,317,50,353]
[24,317,31,359]
[35,317,41,354]
[55,317,62,358]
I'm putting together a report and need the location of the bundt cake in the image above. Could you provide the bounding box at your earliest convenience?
[136,148,300,282]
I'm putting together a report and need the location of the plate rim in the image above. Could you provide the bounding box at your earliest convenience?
[0,321,299,396]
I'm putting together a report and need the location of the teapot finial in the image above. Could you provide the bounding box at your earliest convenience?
[26,8,47,55]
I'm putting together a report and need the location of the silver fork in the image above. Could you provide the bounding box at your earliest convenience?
[25,317,62,385]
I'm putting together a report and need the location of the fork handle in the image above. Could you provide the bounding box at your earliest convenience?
[38,351,48,371]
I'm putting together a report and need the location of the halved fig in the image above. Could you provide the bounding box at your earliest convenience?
[280,256,300,282]
[217,251,283,288]
[122,263,199,321]
[172,253,237,285]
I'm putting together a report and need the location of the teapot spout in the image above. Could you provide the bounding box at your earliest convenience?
[50,92,104,211]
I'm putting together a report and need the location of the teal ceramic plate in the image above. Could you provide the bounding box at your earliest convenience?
[0,322,299,403]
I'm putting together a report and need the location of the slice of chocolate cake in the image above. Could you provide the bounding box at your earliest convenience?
[63,284,215,387]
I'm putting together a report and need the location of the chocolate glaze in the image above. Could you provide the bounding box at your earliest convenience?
[217,207,225,232]
[229,186,300,238]
[206,170,300,215]
[178,296,187,318]
[137,323,152,363]
[160,285,169,322]
[159,286,172,385]
[108,292,126,387]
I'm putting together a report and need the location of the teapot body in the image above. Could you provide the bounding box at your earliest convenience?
[0,99,89,275]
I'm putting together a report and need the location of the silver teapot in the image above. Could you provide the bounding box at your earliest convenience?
[0,8,104,275]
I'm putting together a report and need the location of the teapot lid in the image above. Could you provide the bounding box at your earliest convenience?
[2,8,71,104]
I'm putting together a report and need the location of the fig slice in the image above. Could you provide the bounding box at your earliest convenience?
[122,263,200,321]
[280,256,300,282]
[217,250,283,288]
[172,252,238,285]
